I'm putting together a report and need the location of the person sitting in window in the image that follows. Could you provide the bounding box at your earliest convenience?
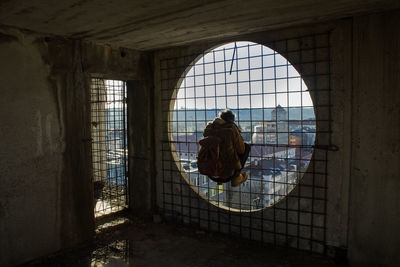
[202,109,250,186]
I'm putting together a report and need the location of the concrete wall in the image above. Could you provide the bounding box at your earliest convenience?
[0,29,65,267]
[153,9,400,266]
[348,10,400,266]
[0,28,145,266]
[153,20,352,255]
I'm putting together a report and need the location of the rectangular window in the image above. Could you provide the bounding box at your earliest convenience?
[91,78,128,217]
[211,188,216,197]
[218,184,223,193]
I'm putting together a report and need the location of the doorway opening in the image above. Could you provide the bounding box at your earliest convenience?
[91,78,128,218]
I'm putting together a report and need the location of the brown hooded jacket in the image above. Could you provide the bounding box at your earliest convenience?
[203,118,245,173]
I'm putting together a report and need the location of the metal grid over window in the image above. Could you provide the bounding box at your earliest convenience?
[159,33,331,253]
[91,78,128,217]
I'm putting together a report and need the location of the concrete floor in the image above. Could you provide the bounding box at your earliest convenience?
[20,215,339,267]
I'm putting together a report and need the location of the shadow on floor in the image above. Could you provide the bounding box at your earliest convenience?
[20,215,341,267]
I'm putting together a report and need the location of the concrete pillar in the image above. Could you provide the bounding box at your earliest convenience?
[127,79,156,214]
[91,79,108,185]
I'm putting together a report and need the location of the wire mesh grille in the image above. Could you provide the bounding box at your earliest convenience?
[91,78,128,218]
[159,33,331,253]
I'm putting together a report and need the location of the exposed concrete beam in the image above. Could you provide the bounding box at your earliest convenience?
[0,0,399,50]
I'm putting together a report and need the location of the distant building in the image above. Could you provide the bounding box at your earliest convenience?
[289,128,316,157]
[289,134,306,146]
[271,105,288,121]
[271,105,289,144]
[252,122,277,144]
[187,171,225,201]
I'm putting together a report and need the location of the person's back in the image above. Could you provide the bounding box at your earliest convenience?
[200,109,249,186]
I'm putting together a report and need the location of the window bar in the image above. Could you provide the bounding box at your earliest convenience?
[310,34,317,252]
[112,81,117,210]
[272,40,277,246]
[247,42,253,239]
[123,81,128,206]
[223,47,233,235]
[297,38,304,250]
[109,81,114,211]
[285,38,290,246]
[182,61,186,225]
[201,55,208,230]
[212,49,222,232]
[260,42,265,243]
[235,42,244,238]
[191,55,197,228]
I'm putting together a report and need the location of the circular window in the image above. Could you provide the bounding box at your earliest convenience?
[170,41,315,211]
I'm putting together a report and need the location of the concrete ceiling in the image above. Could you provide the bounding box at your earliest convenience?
[0,0,399,51]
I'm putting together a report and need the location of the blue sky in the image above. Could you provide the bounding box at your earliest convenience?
[175,41,313,110]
